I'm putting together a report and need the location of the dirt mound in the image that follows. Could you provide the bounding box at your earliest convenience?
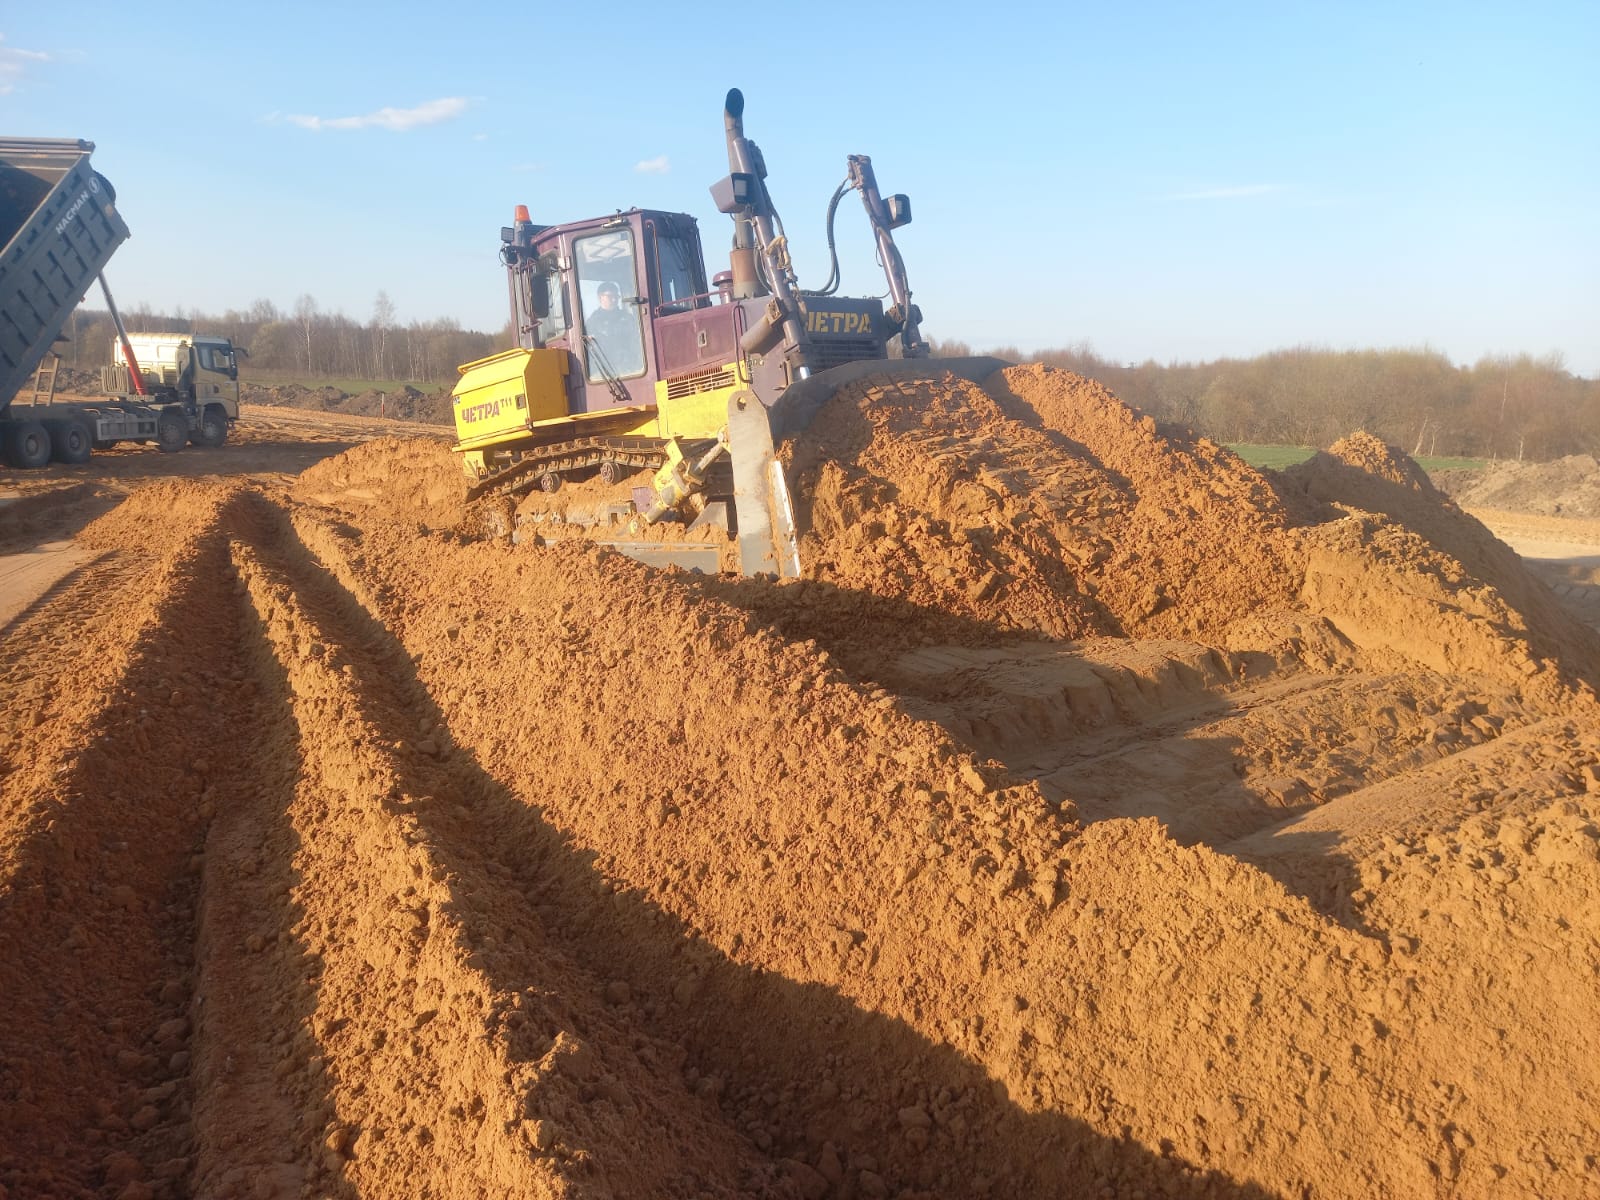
[1314,429,1438,490]
[1434,453,1600,517]
[985,364,1302,638]
[771,368,1598,699]
[1280,432,1600,701]
[343,385,454,424]
[292,436,469,528]
[788,365,1307,645]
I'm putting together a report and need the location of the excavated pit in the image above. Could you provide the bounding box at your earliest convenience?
[3,365,1600,1199]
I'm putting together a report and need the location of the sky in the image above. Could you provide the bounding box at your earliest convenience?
[4,1,1597,377]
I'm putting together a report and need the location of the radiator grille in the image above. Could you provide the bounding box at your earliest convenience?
[808,338,881,371]
[665,366,737,400]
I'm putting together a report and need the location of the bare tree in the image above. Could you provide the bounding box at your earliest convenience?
[294,294,318,373]
[371,291,396,380]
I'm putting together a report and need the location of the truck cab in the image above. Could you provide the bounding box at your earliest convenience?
[103,333,242,446]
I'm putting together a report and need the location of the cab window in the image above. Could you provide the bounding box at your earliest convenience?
[536,269,568,345]
[647,226,703,314]
[575,230,645,381]
[197,345,236,376]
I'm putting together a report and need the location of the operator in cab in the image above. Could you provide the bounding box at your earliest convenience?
[585,281,643,375]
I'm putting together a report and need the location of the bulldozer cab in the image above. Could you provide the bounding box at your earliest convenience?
[503,197,895,428]
[511,209,713,417]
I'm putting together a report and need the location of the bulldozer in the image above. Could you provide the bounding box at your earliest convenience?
[451,88,973,576]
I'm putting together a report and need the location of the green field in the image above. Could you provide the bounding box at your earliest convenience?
[1228,444,1489,473]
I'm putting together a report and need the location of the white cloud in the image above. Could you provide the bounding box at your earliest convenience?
[634,156,670,175]
[0,35,50,96]
[284,97,470,132]
[1170,184,1283,201]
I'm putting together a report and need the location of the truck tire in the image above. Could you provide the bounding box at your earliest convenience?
[192,405,229,448]
[156,409,189,453]
[46,419,93,465]
[5,420,52,469]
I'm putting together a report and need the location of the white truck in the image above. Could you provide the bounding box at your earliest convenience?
[101,332,242,449]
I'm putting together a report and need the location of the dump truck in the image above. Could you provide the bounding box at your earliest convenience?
[0,136,240,467]
[450,88,997,576]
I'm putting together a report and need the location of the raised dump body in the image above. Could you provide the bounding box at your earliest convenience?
[0,138,240,466]
[0,138,128,410]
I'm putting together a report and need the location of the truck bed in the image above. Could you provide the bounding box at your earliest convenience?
[0,138,129,411]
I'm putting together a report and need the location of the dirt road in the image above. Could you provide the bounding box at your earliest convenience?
[3,368,1599,1199]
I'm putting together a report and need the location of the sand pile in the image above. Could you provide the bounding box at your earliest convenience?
[292,436,468,529]
[784,365,1304,648]
[1434,453,1600,518]
[1280,432,1600,701]
[987,364,1304,639]
[285,495,1600,1198]
[766,368,1598,701]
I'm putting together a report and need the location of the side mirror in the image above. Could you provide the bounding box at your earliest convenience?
[531,274,551,320]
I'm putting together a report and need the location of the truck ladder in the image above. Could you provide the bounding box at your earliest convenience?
[29,352,61,405]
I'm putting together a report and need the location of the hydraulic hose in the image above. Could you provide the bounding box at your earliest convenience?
[801,179,850,298]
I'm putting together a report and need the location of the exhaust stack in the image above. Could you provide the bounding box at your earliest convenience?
[713,88,812,381]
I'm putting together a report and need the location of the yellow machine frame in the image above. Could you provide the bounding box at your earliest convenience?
[449,347,750,487]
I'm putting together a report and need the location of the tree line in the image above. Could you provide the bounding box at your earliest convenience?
[58,293,499,385]
[933,340,1598,462]
[53,289,1597,462]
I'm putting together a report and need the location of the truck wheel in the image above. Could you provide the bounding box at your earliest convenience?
[193,406,229,448]
[5,420,52,469]
[47,420,93,465]
[156,409,189,453]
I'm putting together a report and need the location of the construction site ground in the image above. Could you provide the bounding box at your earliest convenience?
[2,370,1599,1200]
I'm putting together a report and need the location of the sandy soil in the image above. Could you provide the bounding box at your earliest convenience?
[1462,509,1600,633]
[3,366,1600,1199]
[1435,454,1600,520]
